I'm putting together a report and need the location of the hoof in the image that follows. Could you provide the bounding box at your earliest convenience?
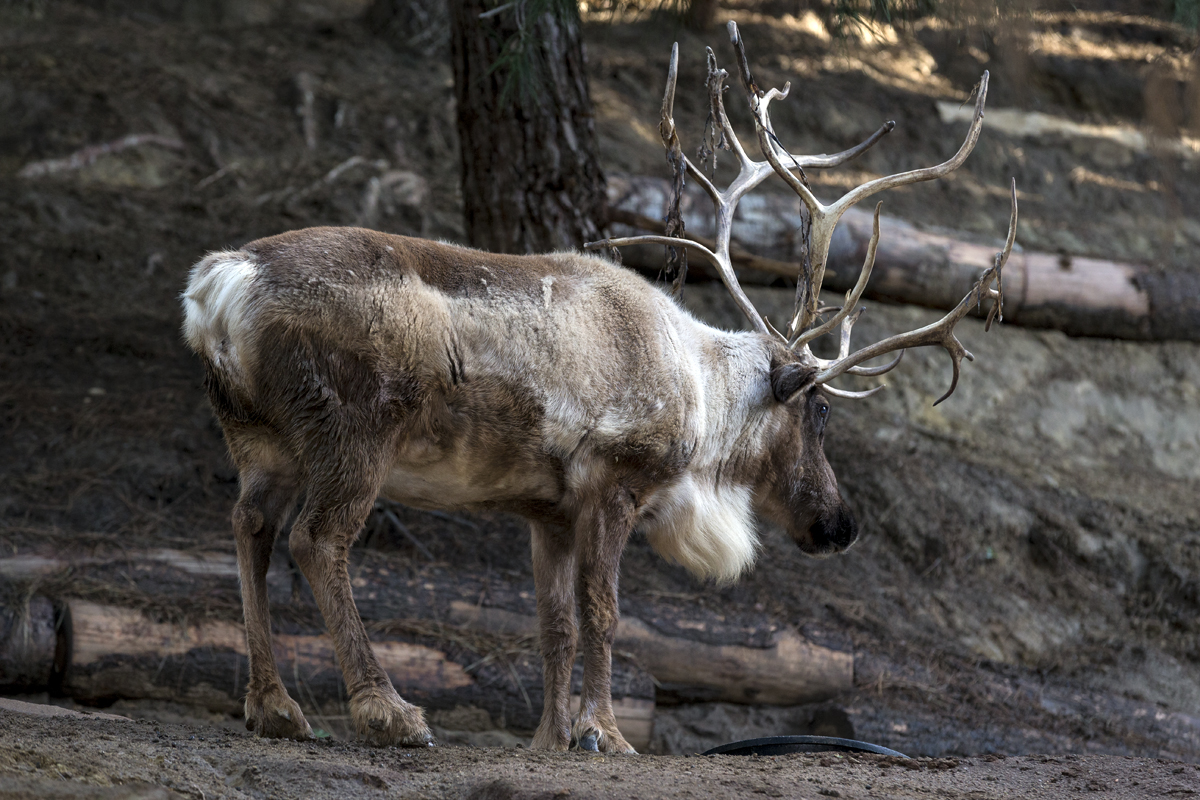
[351,687,434,747]
[245,691,314,741]
[572,719,637,755]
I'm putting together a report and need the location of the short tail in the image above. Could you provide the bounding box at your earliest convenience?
[182,250,258,421]
[182,250,256,368]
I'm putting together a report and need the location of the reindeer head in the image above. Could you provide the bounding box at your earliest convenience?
[760,358,858,557]
[588,24,1018,560]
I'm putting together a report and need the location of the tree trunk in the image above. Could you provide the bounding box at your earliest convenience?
[450,0,606,253]
[684,0,720,30]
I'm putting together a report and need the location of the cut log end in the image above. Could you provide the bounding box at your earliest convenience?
[0,595,60,692]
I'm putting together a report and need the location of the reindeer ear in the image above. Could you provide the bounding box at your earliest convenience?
[770,363,817,404]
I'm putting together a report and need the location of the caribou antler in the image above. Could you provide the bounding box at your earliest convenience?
[584,41,894,340]
[725,21,991,343]
[587,26,1017,405]
[724,20,1014,403]
[816,179,1018,405]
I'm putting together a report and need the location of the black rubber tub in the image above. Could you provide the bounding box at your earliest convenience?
[701,735,909,758]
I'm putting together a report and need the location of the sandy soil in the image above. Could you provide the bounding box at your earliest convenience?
[2,699,1199,799]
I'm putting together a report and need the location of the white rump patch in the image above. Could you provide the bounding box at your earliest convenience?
[641,476,758,585]
[181,250,257,376]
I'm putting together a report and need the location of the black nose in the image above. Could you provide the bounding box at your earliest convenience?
[811,506,858,551]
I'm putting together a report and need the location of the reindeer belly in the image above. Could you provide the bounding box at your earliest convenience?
[378,434,563,513]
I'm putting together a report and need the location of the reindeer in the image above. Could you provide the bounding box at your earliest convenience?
[181,23,1015,754]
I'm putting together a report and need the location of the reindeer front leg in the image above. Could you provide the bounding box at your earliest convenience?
[573,490,637,754]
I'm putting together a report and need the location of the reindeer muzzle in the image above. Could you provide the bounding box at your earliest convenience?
[808,506,858,555]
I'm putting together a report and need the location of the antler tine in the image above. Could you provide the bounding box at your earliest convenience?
[702,48,755,174]
[836,307,864,359]
[727,20,995,348]
[661,42,720,205]
[727,29,895,174]
[815,180,1018,405]
[585,41,786,341]
[788,204,905,378]
[660,42,679,137]
[727,22,823,217]
[847,349,904,377]
[823,384,887,399]
[797,121,896,170]
[790,202,881,350]
[815,306,904,378]
[984,179,1019,333]
[725,19,894,176]
[829,73,990,219]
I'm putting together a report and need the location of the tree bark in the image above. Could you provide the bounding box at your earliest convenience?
[684,0,720,30]
[450,0,606,253]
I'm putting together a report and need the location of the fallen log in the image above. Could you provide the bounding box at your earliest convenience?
[447,602,853,705]
[0,596,59,692]
[0,696,130,722]
[606,207,795,281]
[608,175,1200,341]
[0,546,854,720]
[60,599,473,712]
[0,595,654,747]
[15,134,184,179]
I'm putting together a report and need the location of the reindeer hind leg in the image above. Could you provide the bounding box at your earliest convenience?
[287,438,433,747]
[228,435,312,740]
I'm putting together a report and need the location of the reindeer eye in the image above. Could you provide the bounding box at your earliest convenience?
[817,402,829,419]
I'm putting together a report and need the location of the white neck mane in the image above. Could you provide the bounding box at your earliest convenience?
[638,321,772,584]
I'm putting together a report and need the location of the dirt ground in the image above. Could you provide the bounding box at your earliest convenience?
[2,699,1199,799]
[2,0,1200,797]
